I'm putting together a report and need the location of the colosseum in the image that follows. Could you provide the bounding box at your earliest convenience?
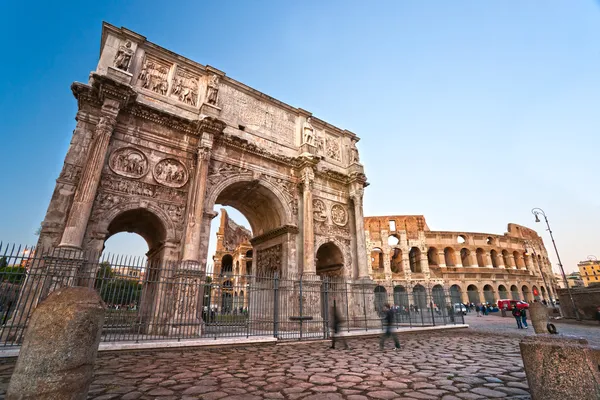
[364,215,557,306]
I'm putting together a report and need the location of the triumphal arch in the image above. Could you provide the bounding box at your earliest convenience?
[35,23,371,332]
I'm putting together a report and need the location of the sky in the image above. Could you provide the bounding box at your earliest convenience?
[0,1,598,273]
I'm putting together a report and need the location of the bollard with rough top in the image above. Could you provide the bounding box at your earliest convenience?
[520,335,600,400]
[528,301,548,334]
[7,287,106,400]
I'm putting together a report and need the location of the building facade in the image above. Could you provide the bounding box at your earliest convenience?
[364,215,557,305]
[578,260,600,287]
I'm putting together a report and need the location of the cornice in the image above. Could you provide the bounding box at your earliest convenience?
[215,133,303,168]
[250,225,299,246]
[127,103,200,135]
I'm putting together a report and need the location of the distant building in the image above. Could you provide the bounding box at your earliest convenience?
[111,266,144,281]
[578,259,600,287]
[555,272,584,289]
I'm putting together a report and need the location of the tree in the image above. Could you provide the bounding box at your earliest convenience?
[94,262,114,289]
[0,257,7,268]
[0,266,27,285]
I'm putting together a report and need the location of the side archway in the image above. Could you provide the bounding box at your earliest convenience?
[316,241,344,277]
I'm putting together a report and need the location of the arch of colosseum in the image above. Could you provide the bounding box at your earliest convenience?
[365,215,556,305]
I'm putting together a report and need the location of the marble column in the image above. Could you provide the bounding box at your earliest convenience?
[437,251,446,268]
[351,188,369,279]
[181,145,212,267]
[59,99,121,249]
[302,167,315,275]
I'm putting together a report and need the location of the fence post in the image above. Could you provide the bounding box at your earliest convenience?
[362,282,367,330]
[323,277,329,339]
[299,275,303,340]
[273,272,279,339]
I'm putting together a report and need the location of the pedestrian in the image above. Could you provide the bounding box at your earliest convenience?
[475,304,482,317]
[380,304,401,350]
[330,303,349,350]
[521,308,528,329]
[512,307,523,329]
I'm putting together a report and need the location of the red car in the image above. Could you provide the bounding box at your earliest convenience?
[498,299,529,311]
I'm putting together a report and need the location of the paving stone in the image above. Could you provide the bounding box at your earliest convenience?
[147,388,174,396]
[201,392,229,400]
[470,387,507,398]
[507,381,529,389]
[368,390,401,399]
[121,392,142,400]
[495,386,530,395]
[308,375,336,385]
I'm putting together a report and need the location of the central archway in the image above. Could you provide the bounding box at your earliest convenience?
[316,242,344,277]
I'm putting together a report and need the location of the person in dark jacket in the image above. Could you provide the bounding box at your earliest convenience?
[512,307,523,329]
[380,304,401,350]
[331,303,349,349]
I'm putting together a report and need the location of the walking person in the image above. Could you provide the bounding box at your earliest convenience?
[380,304,401,350]
[512,307,523,329]
[521,307,528,329]
[330,302,349,350]
[476,304,482,317]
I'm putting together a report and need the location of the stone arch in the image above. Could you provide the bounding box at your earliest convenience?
[409,247,422,273]
[205,175,293,236]
[371,247,384,271]
[483,284,495,304]
[510,285,519,300]
[513,251,523,269]
[444,247,456,267]
[532,285,541,300]
[450,284,462,304]
[412,284,427,310]
[490,249,499,268]
[315,241,345,277]
[460,248,471,267]
[476,248,486,268]
[374,285,387,314]
[502,250,512,268]
[390,248,403,273]
[498,284,508,299]
[393,285,408,308]
[432,284,446,310]
[467,284,480,304]
[427,247,440,267]
[221,254,233,275]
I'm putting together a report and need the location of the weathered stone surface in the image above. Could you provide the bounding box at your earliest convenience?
[6,287,105,400]
[520,335,600,400]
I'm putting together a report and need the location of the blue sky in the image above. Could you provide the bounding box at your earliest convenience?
[0,1,598,273]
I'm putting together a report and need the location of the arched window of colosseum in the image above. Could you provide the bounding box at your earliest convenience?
[510,285,519,300]
[413,284,427,310]
[460,248,471,267]
[389,220,396,232]
[467,284,480,304]
[393,286,408,308]
[374,286,387,314]
[540,286,547,301]
[245,249,253,275]
[490,250,499,268]
[476,248,486,268]
[450,285,462,304]
[523,253,530,270]
[409,247,422,273]
[444,247,456,266]
[513,251,523,268]
[427,247,439,267]
[235,260,240,274]
[532,285,540,301]
[483,285,495,304]
[390,248,403,273]
[486,236,495,246]
[387,235,399,246]
[522,285,530,302]
[221,254,233,275]
[371,248,383,270]
[502,250,511,268]
[498,285,508,300]
[457,235,466,244]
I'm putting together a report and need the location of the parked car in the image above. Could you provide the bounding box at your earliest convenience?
[453,303,467,315]
[497,299,529,311]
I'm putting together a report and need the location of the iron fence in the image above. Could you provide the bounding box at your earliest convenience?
[0,243,464,347]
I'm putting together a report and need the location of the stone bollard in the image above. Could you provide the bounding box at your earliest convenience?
[520,335,600,400]
[7,287,106,400]
[528,302,548,334]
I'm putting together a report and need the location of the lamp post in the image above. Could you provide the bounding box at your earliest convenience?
[587,255,598,261]
[531,208,580,320]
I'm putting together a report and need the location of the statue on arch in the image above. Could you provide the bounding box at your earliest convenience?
[206,74,220,105]
[114,41,134,72]
[302,117,315,146]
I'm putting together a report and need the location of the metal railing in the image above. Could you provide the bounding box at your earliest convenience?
[0,243,464,347]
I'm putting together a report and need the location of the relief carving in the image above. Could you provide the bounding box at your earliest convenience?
[331,204,348,226]
[302,118,315,146]
[138,56,170,95]
[313,199,327,222]
[325,136,341,162]
[114,41,134,72]
[160,203,185,224]
[207,163,252,186]
[205,74,219,105]
[315,220,350,238]
[256,244,282,274]
[171,67,199,107]
[261,174,296,202]
[349,139,359,163]
[100,174,186,204]
[109,147,149,179]
[94,192,125,214]
[154,159,189,188]
[58,163,82,184]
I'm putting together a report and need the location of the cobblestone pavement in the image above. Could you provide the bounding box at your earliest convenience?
[463,312,600,346]
[0,330,531,400]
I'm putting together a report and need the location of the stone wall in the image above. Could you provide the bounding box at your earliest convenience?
[557,287,600,320]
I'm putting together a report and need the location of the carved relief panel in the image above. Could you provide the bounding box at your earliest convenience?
[325,136,341,162]
[109,147,149,179]
[331,204,348,226]
[313,199,327,222]
[256,244,282,274]
[171,67,199,107]
[153,158,189,188]
[137,54,171,96]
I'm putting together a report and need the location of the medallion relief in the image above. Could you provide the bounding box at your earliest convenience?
[109,147,149,179]
[313,199,327,222]
[154,158,189,188]
[331,204,348,226]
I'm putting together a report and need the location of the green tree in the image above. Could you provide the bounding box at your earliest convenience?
[0,257,7,268]
[0,266,27,285]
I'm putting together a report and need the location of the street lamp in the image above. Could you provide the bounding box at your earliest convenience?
[531,208,580,320]
[587,255,598,261]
